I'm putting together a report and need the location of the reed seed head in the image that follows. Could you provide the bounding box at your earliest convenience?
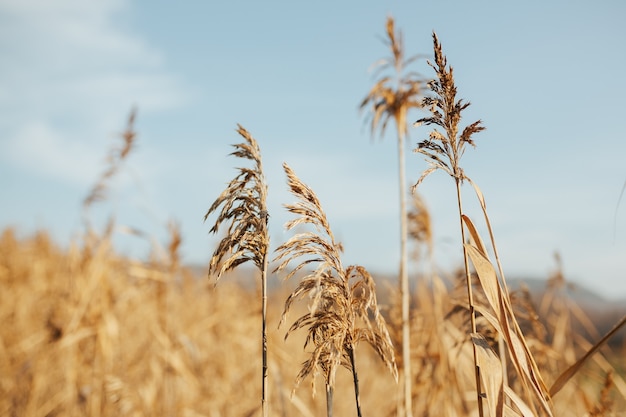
[204,124,269,281]
[274,163,397,396]
[413,32,485,189]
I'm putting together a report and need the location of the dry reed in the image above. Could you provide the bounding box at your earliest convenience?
[273,163,397,417]
[413,32,558,416]
[412,31,487,416]
[83,107,138,215]
[412,31,626,417]
[360,16,424,416]
[204,124,270,416]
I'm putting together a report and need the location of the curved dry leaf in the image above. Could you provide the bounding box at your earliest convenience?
[465,244,501,322]
[549,314,626,397]
[462,215,489,257]
[465,243,553,416]
[504,385,536,417]
[471,333,503,417]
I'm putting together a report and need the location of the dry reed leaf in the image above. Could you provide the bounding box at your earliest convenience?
[461,186,555,415]
[471,333,503,417]
[461,214,488,257]
[469,306,541,417]
[464,178,512,291]
[549,314,626,397]
[504,385,536,417]
[463,236,553,416]
[575,335,626,400]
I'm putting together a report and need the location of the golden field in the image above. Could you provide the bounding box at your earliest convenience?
[1,227,624,416]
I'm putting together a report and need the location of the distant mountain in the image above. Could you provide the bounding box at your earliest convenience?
[504,277,611,307]
[191,263,625,310]
[451,273,619,307]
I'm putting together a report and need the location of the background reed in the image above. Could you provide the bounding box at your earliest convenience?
[360,17,424,416]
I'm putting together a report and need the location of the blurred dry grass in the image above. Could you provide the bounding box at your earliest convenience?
[0,228,398,417]
[1,227,624,416]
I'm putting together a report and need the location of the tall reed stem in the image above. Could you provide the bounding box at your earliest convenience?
[261,216,269,417]
[326,384,334,417]
[398,128,412,417]
[455,177,483,416]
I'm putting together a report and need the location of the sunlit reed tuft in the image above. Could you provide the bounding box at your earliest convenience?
[274,163,397,417]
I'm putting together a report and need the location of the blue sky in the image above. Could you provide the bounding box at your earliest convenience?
[2,0,626,299]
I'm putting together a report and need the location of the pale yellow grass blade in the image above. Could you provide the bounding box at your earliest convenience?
[471,333,503,417]
[549,314,626,397]
[503,406,523,417]
[464,243,501,321]
[466,181,550,397]
[462,214,488,256]
[504,385,536,417]
[464,240,553,416]
[575,334,626,399]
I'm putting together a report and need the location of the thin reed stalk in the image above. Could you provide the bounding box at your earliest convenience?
[204,124,270,417]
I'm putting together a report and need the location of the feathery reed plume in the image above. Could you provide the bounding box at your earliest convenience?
[274,163,397,417]
[414,32,556,416]
[204,124,270,417]
[360,16,424,416]
[83,107,138,214]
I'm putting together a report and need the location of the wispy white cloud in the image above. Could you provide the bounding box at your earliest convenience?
[5,121,103,186]
[0,0,188,184]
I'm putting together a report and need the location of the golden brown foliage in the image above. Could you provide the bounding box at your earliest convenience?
[0,229,624,416]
